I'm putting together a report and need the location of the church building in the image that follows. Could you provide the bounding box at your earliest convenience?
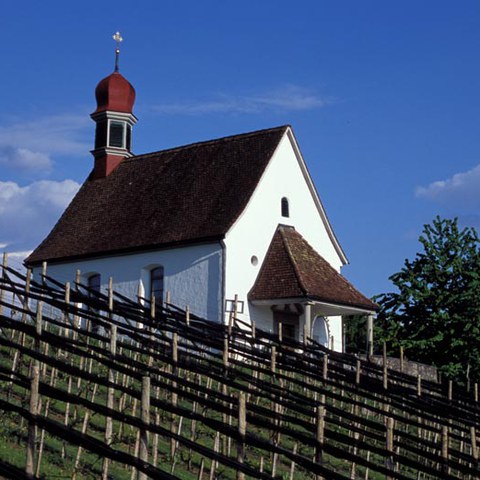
[26,43,376,352]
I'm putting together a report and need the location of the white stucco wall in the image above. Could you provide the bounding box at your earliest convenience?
[223,130,345,346]
[249,305,273,333]
[33,243,223,322]
[328,315,343,351]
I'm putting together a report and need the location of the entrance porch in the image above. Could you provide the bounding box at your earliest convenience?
[250,298,376,353]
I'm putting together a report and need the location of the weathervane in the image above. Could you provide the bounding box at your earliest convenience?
[113,31,123,72]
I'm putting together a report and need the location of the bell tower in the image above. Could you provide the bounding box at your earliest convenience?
[90,32,137,179]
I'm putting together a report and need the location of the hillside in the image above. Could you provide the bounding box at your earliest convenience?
[0,262,479,479]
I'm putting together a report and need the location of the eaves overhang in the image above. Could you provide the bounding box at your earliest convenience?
[250,297,377,316]
[25,235,225,268]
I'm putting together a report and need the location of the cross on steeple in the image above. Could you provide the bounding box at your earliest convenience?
[113,31,123,72]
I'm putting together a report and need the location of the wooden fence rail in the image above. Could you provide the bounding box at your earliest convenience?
[0,263,479,479]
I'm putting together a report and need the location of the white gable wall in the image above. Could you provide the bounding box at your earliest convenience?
[223,130,344,329]
[32,243,223,322]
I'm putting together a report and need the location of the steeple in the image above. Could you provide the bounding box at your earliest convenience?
[90,32,137,179]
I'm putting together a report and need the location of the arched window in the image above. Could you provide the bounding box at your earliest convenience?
[88,273,101,294]
[87,274,101,332]
[312,316,329,348]
[150,266,164,306]
[281,197,289,218]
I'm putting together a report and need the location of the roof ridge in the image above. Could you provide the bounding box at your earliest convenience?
[278,226,309,296]
[127,125,290,162]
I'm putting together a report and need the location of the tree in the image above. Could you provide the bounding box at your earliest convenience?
[343,315,367,354]
[375,216,480,383]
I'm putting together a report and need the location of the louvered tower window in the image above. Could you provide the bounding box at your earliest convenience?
[126,124,132,150]
[94,121,108,149]
[109,121,125,148]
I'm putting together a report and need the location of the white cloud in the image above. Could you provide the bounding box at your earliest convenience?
[0,114,89,172]
[415,164,480,210]
[0,146,52,172]
[152,85,332,115]
[2,250,32,272]
[0,179,80,251]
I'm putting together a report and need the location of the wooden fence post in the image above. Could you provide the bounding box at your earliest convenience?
[233,293,238,320]
[138,375,151,480]
[41,261,47,285]
[367,314,374,359]
[74,269,81,291]
[271,346,276,376]
[289,443,298,480]
[21,268,32,323]
[399,345,404,373]
[35,300,43,349]
[0,252,7,317]
[471,426,478,468]
[73,269,81,328]
[227,294,238,336]
[385,416,394,480]
[209,431,220,480]
[171,333,179,459]
[64,281,71,312]
[108,276,113,312]
[26,363,40,478]
[223,335,229,371]
[237,392,246,480]
[102,324,117,480]
[172,332,178,373]
[355,359,361,385]
[323,354,328,381]
[442,425,449,475]
[315,405,325,480]
[197,458,205,480]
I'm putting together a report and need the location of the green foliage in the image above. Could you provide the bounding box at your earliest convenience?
[344,315,367,354]
[375,216,480,382]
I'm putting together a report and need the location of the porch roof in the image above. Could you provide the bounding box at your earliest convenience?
[248,225,378,312]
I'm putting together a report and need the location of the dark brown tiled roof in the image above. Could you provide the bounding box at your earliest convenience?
[249,226,377,311]
[26,126,288,265]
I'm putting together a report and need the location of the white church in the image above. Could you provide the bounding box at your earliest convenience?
[26,46,377,352]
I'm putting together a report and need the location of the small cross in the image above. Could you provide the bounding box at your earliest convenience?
[112,31,123,72]
[113,31,123,49]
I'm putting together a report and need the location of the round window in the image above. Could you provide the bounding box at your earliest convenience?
[251,255,258,266]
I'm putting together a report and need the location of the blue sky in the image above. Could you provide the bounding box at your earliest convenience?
[0,1,479,297]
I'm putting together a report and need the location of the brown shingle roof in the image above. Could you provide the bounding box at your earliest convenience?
[26,126,288,265]
[249,225,377,311]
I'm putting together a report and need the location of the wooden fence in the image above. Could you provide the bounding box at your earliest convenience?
[0,259,479,479]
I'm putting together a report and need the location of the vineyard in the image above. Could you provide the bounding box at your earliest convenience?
[0,258,479,479]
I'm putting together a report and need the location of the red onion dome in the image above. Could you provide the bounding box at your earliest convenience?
[93,71,135,114]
